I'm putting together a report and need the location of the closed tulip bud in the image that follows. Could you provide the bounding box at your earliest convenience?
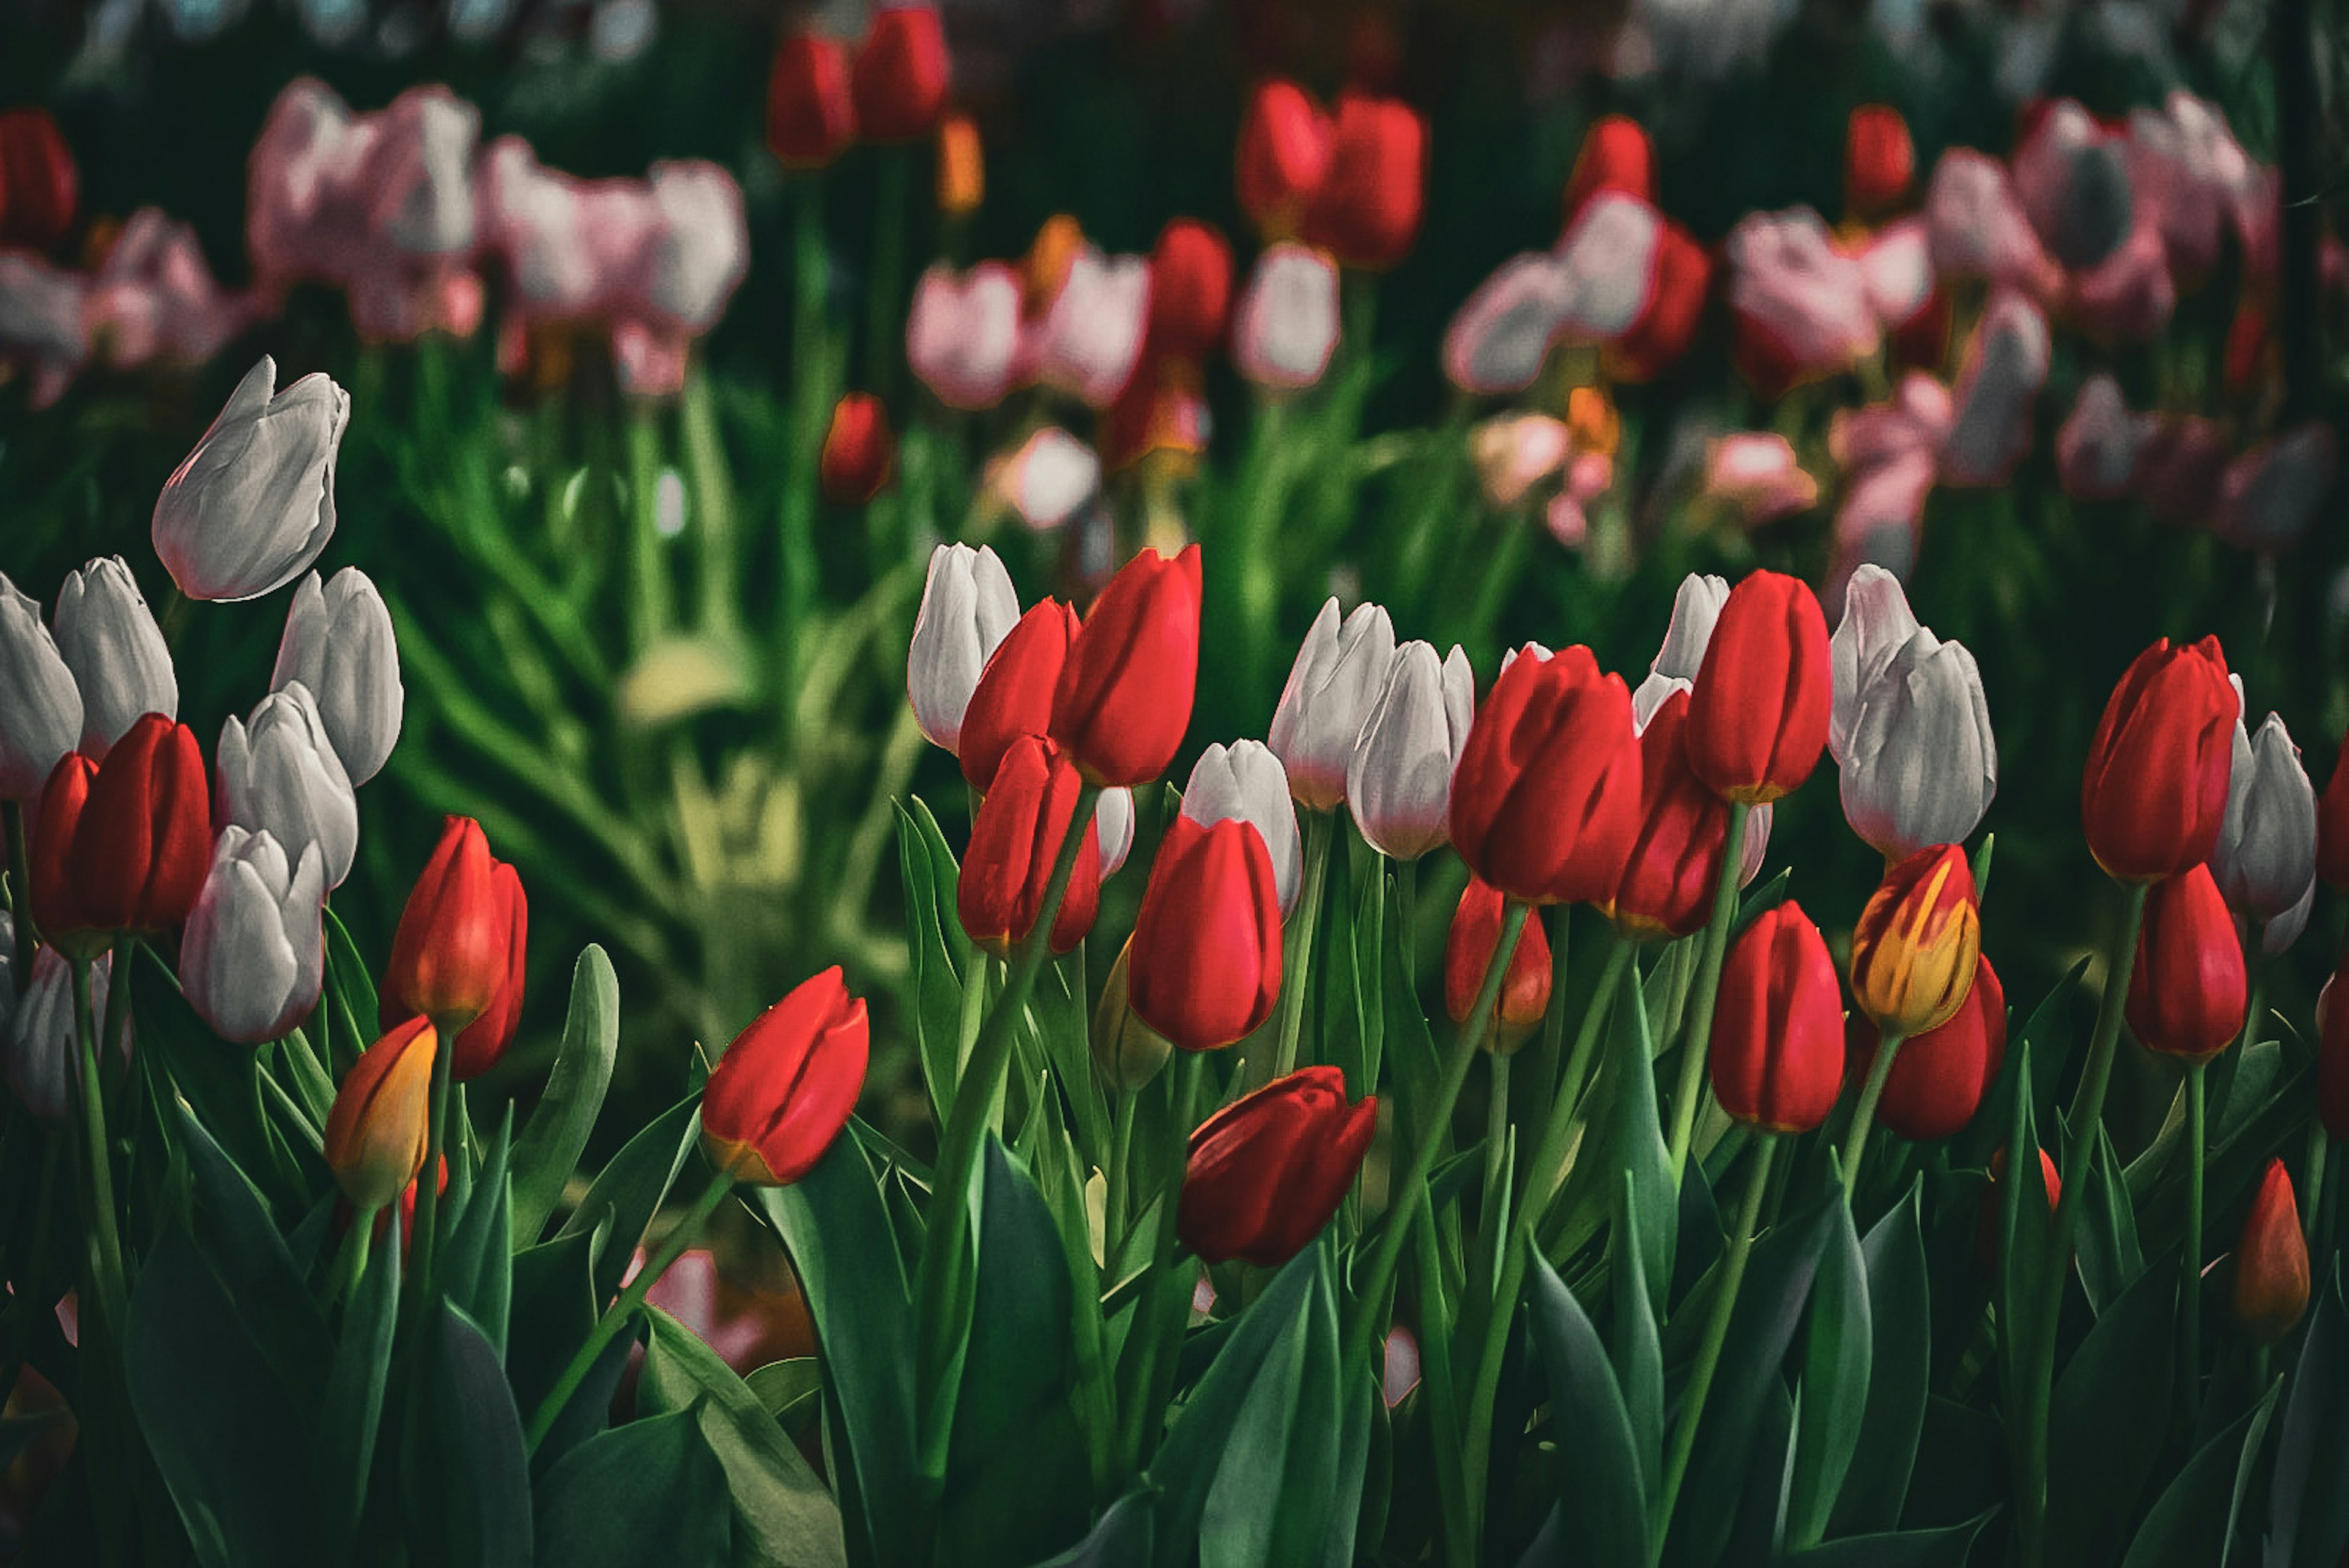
[959,600,1080,792]
[269,568,402,785]
[820,393,895,505]
[384,816,514,1034]
[852,7,951,144]
[907,261,1023,409]
[448,861,525,1080]
[180,828,327,1045]
[1145,219,1233,362]
[1232,243,1341,391]
[1128,816,1282,1052]
[1348,643,1474,862]
[1849,954,2005,1140]
[1176,1065,1376,1266]
[2230,1159,2309,1345]
[958,735,1102,957]
[907,543,1020,754]
[1182,742,1301,915]
[1850,845,1982,1036]
[1608,689,1735,940]
[1605,214,1713,385]
[1649,573,1731,685]
[2211,712,2317,927]
[1564,115,1655,221]
[702,967,869,1186]
[1091,938,1171,1092]
[1445,879,1551,1053]
[2081,636,2235,883]
[151,358,347,603]
[766,32,856,169]
[0,574,84,800]
[1839,627,1998,860]
[1450,645,1643,907]
[937,113,983,217]
[325,1017,437,1213]
[33,715,210,938]
[1828,565,1922,764]
[53,556,176,761]
[1094,786,1134,875]
[6,948,114,1123]
[215,683,358,890]
[1846,105,1915,221]
[1710,900,1846,1133]
[2323,970,2349,1139]
[2124,863,2246,1060]
[1301,94,1427,271]
[0,108,78,251]
[1048,544,1200,787]
[1270,598,1397,811]
[1236,80,1334,240]
[1685,570,1831,806]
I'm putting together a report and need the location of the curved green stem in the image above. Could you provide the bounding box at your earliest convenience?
[1267,811,1334,1087]
[1116,1050,1208,1475]
[69,960,127,1338]
[2183,1060,2207,1416]
[1841,1031,1907,1205]
[1666,803,1751,1185]
[1655,1136,1779,1543]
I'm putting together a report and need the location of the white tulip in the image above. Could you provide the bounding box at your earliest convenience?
[1269,598,1396,812]
[152,357,349,603]
[0,574,83,798]
[271,568,404,784]
[1182,742,1303,912]
[53,556,176,759]
[907,544,1020,754]
[215,683,359,888]
[1348,643,1475,861]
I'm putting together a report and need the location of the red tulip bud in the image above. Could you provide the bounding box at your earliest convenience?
[2081,636,2234,883]
[957,734,1104,957]
[766,32,856,169]
[1444,879,1551,1053]
[2123,863,2247,1060]
[2232,1158,2310,1345]
[1606,688,1734,939]
[325,1017,438,1214]
[384,817,516,1036]
[1176,1065,1376,1266]
[1236,80,1334,242]
[1565,115,1655,225]
[1849,954,2005,1141]
[1605,218,1712,384]
[820,393,896,505]
[702,968,869,1186]
[851,7,951,145]
[1047,544,1200,787]
[1845,105,1915,221]
[448,862,527,1080]
[1127,816,1282,1052]
[1685,570,1832,806]
[1301,93,1427,272]
[960,600,1080,792]
[31,714,210,939]
[0,108,78,251]
[1145,218,1233,362]
[1710,899,1845,1133]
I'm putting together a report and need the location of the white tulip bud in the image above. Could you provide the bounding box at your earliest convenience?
[271,568,404,784]
[2212,712,2318,927]
[53,555,176,759]
[1838,626,1998,860]
[1650,573,1731,683]
[152,357,349,603]
[1269,598,1396,811]
[1742,803,1774,887]
[1094,786,1135,877]
[0,574,84,798]
[1182,741,1302,913]
[8,948,114,1123]
[180,827,328,1044]
[215,683,359,888]
[908,544,1020,754]
[1233,243,1340,391]
[1830,563,1923,764]
[1348,642,1475,861]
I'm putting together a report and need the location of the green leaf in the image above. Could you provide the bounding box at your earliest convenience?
[1031,1491,1156,1566]
[2269,1268,2349,1568]
[1784,1195,1870,1551]
[1526,1250,1650,1568]
[748,1358,823,1419]
[442,1110,515,1356]
[171,1100,332,1394]
[1780,1508,1995,1567]
[533,1402,732,1568]
[507,1230,599,1416]
[323,904,380,1074]
[1199,1243,1349,1568]
[1611,977,1677,1309]
[2046,1258,2178,1567]
[640,1309,848,1568]
[896,798,973,1123]
[2077,1121,2147,1315]
[558,1090,700,1308]
[420,1301,535,1568]
[2122,1391,2274,1568]
[125,1225,323,1568]
[1828,1183,1929,1537]
[320,1227,401,1557]
[1611,1172,1664,1503]
[512,946,622,1244]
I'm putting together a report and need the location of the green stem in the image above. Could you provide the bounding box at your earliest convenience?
[328,1211,376,1311]
[410,1031,457,1323]
[779,176,832,737]
[1478,1052,1511,1291]
[2305,1129,2329,1258]
[625,403,670,655]
[524,1165,737,1453]
[69,961,128,1338]
[1342,902,1529,1369]
[1267,811,1334,1087]
[680,370,740,639]
[1411,1198,1474,1568]
[953,939,989,1081]
[1116,1050,1208,1475]
[1107,1087,1136,1257]
[1840,1031,1907,1205]
[2183,1060,2207,1415]
[1666,803,1751,1185]
[1654,1136,1780,1544]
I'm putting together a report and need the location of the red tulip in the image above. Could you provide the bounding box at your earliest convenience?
[325,1016,438,1214]
[1047,544,1200,787]
[0,108,77,251]
[1606,689,1734,939]
[1845,105,1915,221]
[1236,80,1334,240]
[1449,646,1643,907]
[958,600,1078,793]
[1605,218,1712,385]
[1684,570,1831,806]
[820,393,896,505]
[701,967,870,1186]
[1709,899,1845,1133]
[851,7,951,144]
[447,863,527,1080]
[1127,816,1282,1052]
[2323,965,2349,1139]
[2232,1158,2310,1345]
[31,715,210,938]
[1176,1065,1376,1266]
[2316,737,2349,890]
[1444,878,1551,1052]
[1564,114,1655,224]
[2123,863,2246,1060]
[1301,93,1427,272]
[384,817,516,1035]
[1849,954,2005,1141]
[957,734,1103,957]
[2080,636,2235,883]
[766,32,856,169]
[1145,219,1233,362]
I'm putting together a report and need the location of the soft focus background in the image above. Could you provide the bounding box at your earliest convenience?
[0,0,2343,1170]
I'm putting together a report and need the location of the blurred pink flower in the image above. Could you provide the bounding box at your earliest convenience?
[84,209,252,370]
[984,426,1101,530]
[1827,372,1951,606]
[1725,207,1880,395]
[2125,92,2251,288]
[1471,412,1573,508]
[1028,247,1151,408]
[2065,218,2174,344]
[1233,242,1340,391]
[1925,150,2061,300]
[2054,374,2148,501]
[2216,426,2337,552]
[2011,100,2135,271]
[1939,291,2049,487]
[1545,451,1614,547]
[0,250,89,407]
[1704,432,1819,524]
[907,261,1024,409]
[1551,191,1665,342]
[1444,253,1573,395]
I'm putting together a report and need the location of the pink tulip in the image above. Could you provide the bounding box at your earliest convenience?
[1939,291,2049,487]
[1028,247,1151,408]
[1726,207,1880,395]
[1471,414,1573,508]
[1926,150,2061,299]
[2216,426,2337,552]
[2055,374,2148,501]
[1704,433,1819,525]
[1232,242,1340,391]
[0,251,89,407]
[2013,100,2136,271]
[1445,253,1573,395]
[84,210,251,369]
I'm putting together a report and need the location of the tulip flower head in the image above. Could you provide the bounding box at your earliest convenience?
[959,735,1104,957]
[0,573,84,800]
[325,1016,438,1214]
[937,113,984,217]
[820,393,896,505]
[0,108,78,251]
[1145,219,1233,362]
[272,568,403,786]
[1849,954,2004,1141]
[53,555,176,761]
[1449,645,1643,906]
[1710,900,1846,1133]
[958,599,1080,793]
[2211,709,2317,929]
[1845,105,1915,221]
[180,827,327,1045]
[1850,845,1983,1038]
[984,427,1100,533]
[907,262,1024,409]
[1564,115,1655,222]
[1685,570,1832,806]
[766,32,856,169]
[1607,688,1737,940]
[1444,879,1551,1052]
[2081,635,2235,883]
[1837,623,1997,861]
[1301,93,1427,271]
[907,543,1020,755]
[383,816,522,1041]
[7,947,114,1123]
[2231,1159,2309,1346]
[1176,1065,1376,1267]
[2124,863,2247,1060]
[31,714,210,941]
[702,967,870,1186]
[1048,544,1200,787]
[215,683,359,890]
[1270,597,1397,811]
[1347,642,1474,861]
[152,357,348,603]
[1236,80,1334,240]
[1232,243,1341,392]
[1127,816,1282,1052]
[852,7,951,144]
[1181,741,1302,916]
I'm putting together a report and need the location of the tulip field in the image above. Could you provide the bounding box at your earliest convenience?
[2,1,2349,1565]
